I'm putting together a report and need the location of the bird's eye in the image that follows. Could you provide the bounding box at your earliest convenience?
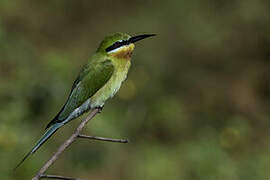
[112,42,121,49]
[114,42,121,46]
[105,39,131,52]
[106,40,126,52]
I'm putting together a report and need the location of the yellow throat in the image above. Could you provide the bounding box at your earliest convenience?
[108,43,135,59]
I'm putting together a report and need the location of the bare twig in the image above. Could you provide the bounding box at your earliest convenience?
[40,174,84,180]
[78,134,128,143]
[32,108,100,180]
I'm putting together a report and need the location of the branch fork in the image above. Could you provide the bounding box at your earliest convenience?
[32,108,128,180]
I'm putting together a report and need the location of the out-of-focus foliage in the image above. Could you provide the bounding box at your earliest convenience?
[1,0,270,179]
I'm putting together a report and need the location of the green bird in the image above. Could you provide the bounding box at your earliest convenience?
[15,32,155,169]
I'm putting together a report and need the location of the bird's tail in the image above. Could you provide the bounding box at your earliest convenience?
[14,122,64,170]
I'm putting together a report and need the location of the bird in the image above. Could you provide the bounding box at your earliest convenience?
[15,32,155,169]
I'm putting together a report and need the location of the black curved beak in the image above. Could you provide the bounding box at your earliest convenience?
[129,34,156,44]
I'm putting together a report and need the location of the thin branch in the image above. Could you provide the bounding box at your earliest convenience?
[78,134,128,143]
[40,174,84,180]
[32,108,100,180]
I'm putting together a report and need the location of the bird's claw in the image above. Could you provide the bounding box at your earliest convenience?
[97,106,103,113]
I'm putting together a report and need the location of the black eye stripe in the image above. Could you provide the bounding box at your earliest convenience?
[105,40,130,52]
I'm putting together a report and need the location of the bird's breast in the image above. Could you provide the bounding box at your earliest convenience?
[90,60,131,108]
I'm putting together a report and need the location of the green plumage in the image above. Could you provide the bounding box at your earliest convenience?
[47,58,115,127]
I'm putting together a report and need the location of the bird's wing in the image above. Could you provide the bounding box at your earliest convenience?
[46,59,114,129]
[15,59,114,169]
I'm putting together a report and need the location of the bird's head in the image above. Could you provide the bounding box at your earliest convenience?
[97,32,155,59]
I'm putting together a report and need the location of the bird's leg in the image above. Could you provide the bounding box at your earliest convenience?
[96,106,104,113]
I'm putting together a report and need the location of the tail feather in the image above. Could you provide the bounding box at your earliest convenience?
[14,122,64,170]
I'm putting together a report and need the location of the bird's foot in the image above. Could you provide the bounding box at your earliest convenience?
[97,106,103,113]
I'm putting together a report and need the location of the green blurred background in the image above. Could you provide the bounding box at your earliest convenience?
[1,0,270,179]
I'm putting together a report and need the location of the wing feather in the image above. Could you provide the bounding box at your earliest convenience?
[45,59,114,129]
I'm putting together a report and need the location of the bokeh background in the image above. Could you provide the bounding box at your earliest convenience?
[1,0,270,179]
